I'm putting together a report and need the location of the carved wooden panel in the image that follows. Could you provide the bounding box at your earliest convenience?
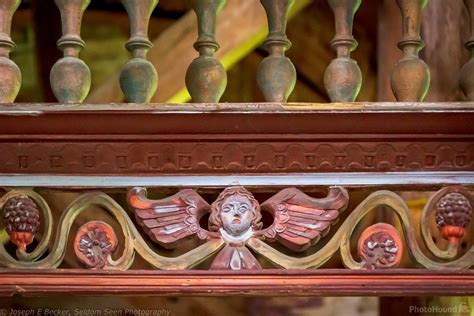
[0,185,471,271]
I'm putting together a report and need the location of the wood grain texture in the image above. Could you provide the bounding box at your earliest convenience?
[0,269,473,296]
[422,0,469,102]
[0,102,472,135]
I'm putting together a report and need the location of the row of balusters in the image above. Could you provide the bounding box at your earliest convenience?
[1,0,474,104]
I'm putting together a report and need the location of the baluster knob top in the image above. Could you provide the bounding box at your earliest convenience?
[0,0,21,103]
[119,0,159,103]
[185,0,227,103]
[324,0,362,102]
[391,0,430,102]
[50,0,91,104]
[257,0,296,102]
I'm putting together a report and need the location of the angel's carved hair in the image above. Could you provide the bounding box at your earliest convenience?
[209,186,262,232]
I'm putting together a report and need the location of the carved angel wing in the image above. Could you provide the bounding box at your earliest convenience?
[128,187,210,249]
[261,187,349,252]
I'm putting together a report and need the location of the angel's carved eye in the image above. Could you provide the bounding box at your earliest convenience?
[222,206,232,213]
[239,204,250,214]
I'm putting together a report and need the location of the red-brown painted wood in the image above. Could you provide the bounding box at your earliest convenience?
[0,269,472,297]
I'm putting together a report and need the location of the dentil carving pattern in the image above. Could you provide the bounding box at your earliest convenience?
[0,142,472,174]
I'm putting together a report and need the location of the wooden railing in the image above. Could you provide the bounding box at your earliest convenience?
[0,0,473,103]
[0,0,472,297]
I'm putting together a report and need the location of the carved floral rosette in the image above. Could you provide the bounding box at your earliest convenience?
[74,221,118,269]
[358,223,403,269]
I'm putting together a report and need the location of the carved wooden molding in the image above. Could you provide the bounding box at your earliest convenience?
[0,103,472,174]
[0,270,473,297]
[0,141,472,174]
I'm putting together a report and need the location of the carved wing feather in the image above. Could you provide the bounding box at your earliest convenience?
[128,187,210,249]
[261,187,349,252]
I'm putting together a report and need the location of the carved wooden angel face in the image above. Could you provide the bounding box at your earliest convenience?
[129,186,349,270]
[220,195,254,237]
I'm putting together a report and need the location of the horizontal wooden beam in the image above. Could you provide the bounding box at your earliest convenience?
[1,269,473,296]
[0,103,472,175]
[0,103,473,136]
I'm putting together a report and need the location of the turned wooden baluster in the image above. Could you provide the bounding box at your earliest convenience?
[185,0,227,103]
[460,0,474,100]
[324,0,362,103]
[0,0,21,103]
[391,0,430,102]
[257,0,296,102]
[50,0,91,104]
[120,0,159,103]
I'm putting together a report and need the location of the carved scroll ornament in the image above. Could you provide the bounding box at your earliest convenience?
[0,186,471,271]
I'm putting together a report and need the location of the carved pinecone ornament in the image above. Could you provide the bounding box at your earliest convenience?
[435,193,472,229]
[3,195,40,250]
[435,192,472,244]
